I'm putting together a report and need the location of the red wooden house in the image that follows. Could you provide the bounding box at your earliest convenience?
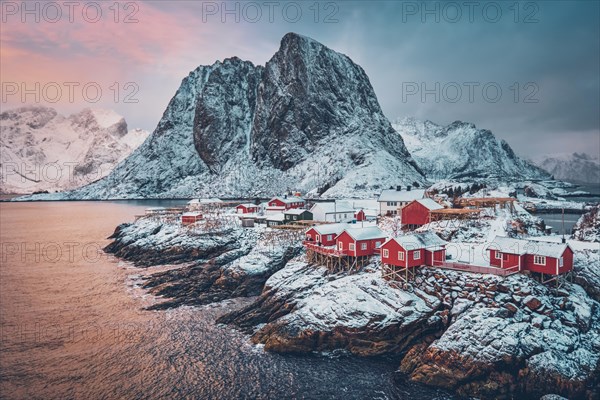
[354,209,366,221]
[487,236,574,275]
[336,227,387,257]
[236,203,259,214]
[266,196,305,213]
[181,212,203,225]
[380,231,447,281]
[401,198,443,229]
[305,223,349,246]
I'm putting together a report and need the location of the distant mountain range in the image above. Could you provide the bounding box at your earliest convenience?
[18,33,575,201]
[393,117,551,181]
[0,106,148,194]
[531,153,599,184]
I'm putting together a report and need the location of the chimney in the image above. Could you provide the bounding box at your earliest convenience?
[396,185,401,191]
[407,185,411,191]
[284,194,287,199]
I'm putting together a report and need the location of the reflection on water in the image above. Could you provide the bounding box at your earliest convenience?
[0,202,450,399]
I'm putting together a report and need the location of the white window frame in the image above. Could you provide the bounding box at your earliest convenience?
[316,234,321,243]
[375,241,381,248]
[338,242,343,250]
[414,250,421,260]
[383,249,389,257]
[559,257,564,268]
[495,251,501,260]
[398,251,404,261]
[534,255,546,265]
[327,235,332,241]
[349,243,355,251]
[361,242,367,250]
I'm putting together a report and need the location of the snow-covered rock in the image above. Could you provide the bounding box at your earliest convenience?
[524,183,560,200]
[400,272,600,400]
[28,33,425,200]
[0,106,148,194]
[393,117,550,181]
[104,216,302,309]
[573,205,600,242]
[532,152,600,184]
[219,261,444,356]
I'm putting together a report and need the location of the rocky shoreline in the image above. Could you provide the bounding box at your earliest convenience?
[106,217,600,399]
[104,217,302,310]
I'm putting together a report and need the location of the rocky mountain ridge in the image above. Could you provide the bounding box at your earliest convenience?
[0,106,148,194]
[393,117,551,181]
[31,33,425,200]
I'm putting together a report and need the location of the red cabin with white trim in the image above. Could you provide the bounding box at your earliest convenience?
[305,223,349,246]
[401,198,443,229]
[266,196,305,213]
[380,231,447,268]
[236,203,259,214]
[487,236,574,275]
[335,227,386,257]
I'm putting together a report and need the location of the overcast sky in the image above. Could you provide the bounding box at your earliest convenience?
[2,0,598,158]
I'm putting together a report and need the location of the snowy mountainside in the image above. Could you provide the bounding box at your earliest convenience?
[0,106,148,194]
[393,117,550,181]
[27,33,425,200]
[532,152,600,184]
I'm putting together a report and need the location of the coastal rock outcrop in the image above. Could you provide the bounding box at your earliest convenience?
[105,217,302,309]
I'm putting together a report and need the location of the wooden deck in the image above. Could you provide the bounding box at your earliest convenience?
[303,241,347,257]
[432,260,519,276]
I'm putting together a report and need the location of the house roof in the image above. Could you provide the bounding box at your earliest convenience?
[385,231,447,250]
[271,196,305,204]
[486,236,571,258]
[266,213,285,222]
[414,198,444,211]
[237,203,257,208]
[309,223,349,236]
[284,209,311,215]
[310,201,354,213]
[378,189,426,202]
[342,226,387,241]
[182,212,202,217]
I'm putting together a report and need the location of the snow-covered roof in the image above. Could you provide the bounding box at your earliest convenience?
[146,207,166,211]
[310,201,354,213]
[237,203,257,208]
[385,231,447,250]
[486,236,571,258]
[342,226,386,241]
[415,198,443,210]
[266,213,285,222]
[309,223,349,236]
[284,209,311,215]
[271,196,305,204]
[378,189,425,202]
[182,212,202,217]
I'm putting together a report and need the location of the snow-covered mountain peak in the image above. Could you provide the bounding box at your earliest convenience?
[1,106,148,194]
[35,33,424,199]
[88,108,125,129]
[532,152,600,184]
[393,116,550,181]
